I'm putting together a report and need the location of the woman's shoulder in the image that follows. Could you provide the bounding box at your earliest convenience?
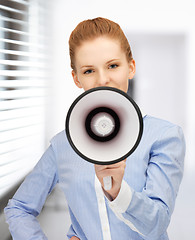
[50,130,69,149]
[143,115,180,129]
[143,115,184,141]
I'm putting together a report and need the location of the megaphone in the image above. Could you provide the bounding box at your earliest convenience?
[65,86,143,190]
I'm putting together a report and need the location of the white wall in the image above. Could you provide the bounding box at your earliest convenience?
[47,0,195,239]
[129,33,187,127]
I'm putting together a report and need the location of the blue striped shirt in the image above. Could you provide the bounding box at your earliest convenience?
[4,115,185,240]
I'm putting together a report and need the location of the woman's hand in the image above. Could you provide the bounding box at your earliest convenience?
[70,237,80,240]
[94,159,126,200]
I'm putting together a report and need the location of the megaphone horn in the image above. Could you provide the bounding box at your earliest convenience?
[65,87,143,189]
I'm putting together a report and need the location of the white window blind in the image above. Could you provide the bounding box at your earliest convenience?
[0,0,50,198]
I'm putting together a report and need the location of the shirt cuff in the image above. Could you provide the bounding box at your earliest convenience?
[108,180,132,213]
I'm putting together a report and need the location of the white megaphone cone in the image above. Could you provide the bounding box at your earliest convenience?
[65,87,143,190]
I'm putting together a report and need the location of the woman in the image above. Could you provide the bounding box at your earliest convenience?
[5,17,185,240]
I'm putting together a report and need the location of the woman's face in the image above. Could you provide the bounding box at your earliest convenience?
[72,36,135,93]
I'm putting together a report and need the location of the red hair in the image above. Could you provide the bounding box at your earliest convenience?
[69,17,133,72]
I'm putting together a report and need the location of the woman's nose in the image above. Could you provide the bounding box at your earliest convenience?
[97,71,110,86]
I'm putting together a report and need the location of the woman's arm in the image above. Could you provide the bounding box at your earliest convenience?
[4,145,59,240]
[97,125,185,239]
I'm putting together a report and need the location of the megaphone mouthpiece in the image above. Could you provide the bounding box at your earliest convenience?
[85,107,120,142]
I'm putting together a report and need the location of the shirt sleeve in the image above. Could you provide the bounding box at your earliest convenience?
[4,144,59,240]
[107,125,185,239]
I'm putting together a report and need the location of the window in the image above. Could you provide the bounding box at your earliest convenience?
[0,0,50,197]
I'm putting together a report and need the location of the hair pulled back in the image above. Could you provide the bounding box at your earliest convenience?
[69,17,133,72]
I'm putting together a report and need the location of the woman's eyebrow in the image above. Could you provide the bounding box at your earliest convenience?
[80,65,94,69]
[80,59,120,69]
[106,59,120,64]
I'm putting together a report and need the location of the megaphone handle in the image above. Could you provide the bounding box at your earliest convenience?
[103,176,112,191]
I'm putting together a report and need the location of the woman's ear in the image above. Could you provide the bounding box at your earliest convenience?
[72,70,82,88]
[128,59,136,80]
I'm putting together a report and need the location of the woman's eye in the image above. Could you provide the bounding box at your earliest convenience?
[84,69,93,74]
[109,64,118,69]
